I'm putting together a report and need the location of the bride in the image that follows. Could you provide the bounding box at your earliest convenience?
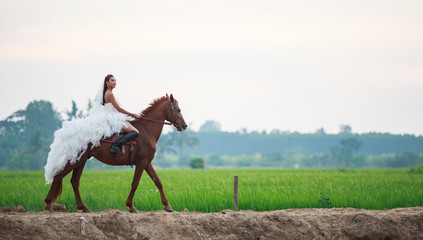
[44,74,139,184]
[101,74,140,153]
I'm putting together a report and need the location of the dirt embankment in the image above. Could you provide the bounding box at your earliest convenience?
[1,207,422,240]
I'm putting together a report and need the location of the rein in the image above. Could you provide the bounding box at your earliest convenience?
[137,116,173,125]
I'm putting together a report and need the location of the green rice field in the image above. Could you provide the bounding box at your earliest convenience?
[0,169,422,212]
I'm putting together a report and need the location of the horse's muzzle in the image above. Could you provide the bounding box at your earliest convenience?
[174,122,188,132]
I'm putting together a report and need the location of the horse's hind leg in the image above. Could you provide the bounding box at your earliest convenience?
[44,163,79,212]
[71,158,91,212]
[145,163,173,212]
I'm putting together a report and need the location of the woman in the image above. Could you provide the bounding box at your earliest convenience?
[44,74,139,184]
[102,74,140,154]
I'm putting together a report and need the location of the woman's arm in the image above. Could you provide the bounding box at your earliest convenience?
[105,92,139,119]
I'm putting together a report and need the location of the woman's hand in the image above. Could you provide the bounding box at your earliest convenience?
[131,113,140,119]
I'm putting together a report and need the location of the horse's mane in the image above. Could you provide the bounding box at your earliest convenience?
[141,96,168,116]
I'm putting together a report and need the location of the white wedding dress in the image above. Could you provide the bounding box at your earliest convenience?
[44,102,132,184]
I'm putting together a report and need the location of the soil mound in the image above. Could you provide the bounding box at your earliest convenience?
[1,207,422,239]
[0,206,26,213]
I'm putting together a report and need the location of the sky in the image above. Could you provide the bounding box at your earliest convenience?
[1,0,422,135]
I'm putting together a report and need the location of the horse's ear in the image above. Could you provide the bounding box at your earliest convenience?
[166,93,169,99]
[170,94,174,102]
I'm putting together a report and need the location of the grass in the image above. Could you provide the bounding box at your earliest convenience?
[0,169,422,212]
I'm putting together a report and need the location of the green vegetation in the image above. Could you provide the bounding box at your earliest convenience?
[409,164,423,174]
[1,169,422,212]
[183,150,423,169]
[189,157,204,169]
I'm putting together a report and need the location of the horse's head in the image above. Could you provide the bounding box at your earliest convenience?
[165,94,187,132]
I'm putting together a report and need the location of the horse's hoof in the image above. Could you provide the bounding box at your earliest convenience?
[83,208,92,213]
[164,206,174,212]
[44,207,53,213]
[130,209,139,213]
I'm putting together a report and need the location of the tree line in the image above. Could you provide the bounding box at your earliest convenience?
[188,131,423,156]
[1,101,422,170]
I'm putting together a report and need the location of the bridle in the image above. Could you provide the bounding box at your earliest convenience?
[137,116,173,125]
[136,102,184,129]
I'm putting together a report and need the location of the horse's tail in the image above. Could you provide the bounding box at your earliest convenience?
[51,179,63,203]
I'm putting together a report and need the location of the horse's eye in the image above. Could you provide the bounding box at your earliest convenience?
[177,109,181,113]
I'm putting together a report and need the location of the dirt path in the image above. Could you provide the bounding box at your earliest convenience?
[1,207,422,239]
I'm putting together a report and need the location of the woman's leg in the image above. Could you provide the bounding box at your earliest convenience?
[110,122,139,154]
[122,121,139,134]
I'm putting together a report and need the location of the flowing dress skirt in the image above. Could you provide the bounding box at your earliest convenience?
[44,103,132,184]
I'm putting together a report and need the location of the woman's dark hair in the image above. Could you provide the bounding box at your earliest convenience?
[103,74,114,105]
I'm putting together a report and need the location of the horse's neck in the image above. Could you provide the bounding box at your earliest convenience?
[136,104,167,143]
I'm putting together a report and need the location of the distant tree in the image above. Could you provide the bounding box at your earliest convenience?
[199,120,221,132]
[0,110,26,137]
[270,129,281,134]
[24,100,61,141]
[340,137,362,154]
[207,154,223,167]
[167,129,200,167]
[65,100,84,120]
[389,151,421,168]
[0,136,20,167]
[22,129,48,170]
[7,150,28,170]
[331,137,362,168]
[330,145,340,162]
[87,99,93,113]
[263,152,285,166]
[315,127,326,134]
[0,109,25,167]
[0,100,61,170]
[238,128,248,134]
[189,157,204,169]
[156,134,177,168]
[339,125,352,134]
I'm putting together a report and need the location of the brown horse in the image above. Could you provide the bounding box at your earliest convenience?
[44,94,187,213]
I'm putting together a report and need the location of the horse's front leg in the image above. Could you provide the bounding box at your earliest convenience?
[126,162,147,213]
[145,163,173,212]
[70,159,91,212]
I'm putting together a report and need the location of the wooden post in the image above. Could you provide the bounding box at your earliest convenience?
[234,175,238,211]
